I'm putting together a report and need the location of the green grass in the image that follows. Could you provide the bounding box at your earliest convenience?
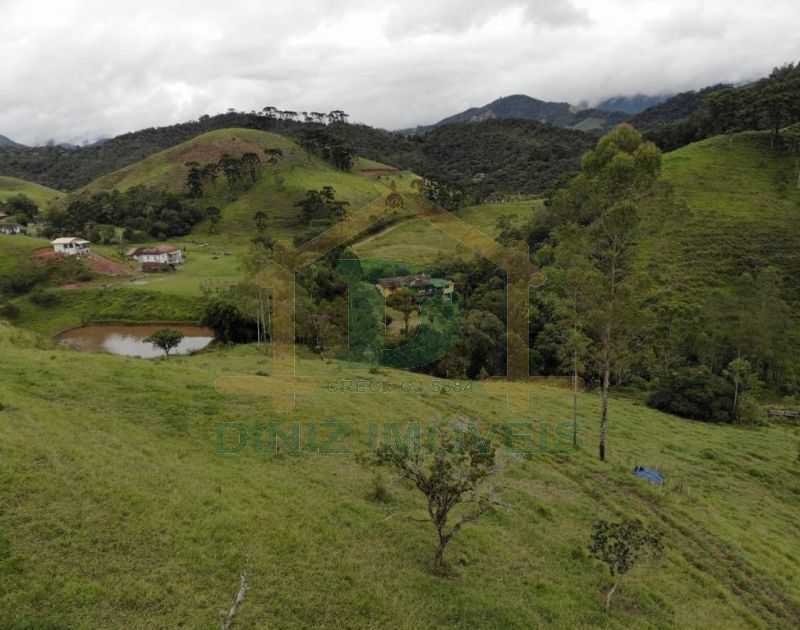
[653,130,800,303]
[0,175,63,207]
[1,322,799,628]
[11,287,205,336]
[457,199,542,236]
[352,200,541,266]
[0,234,49,274]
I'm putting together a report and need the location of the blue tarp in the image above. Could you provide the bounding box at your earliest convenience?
[633,467,664,486]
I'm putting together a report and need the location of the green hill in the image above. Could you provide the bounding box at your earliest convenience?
[648,130,800,304]
[82,128,423,243]
[0,175,62,206]
[1,322,799,628]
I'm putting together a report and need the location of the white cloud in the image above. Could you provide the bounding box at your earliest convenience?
[0,0,798,144]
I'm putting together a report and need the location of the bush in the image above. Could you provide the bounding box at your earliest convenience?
[647,366,734,422]
[0,303,20,320]
[29,290,62,308]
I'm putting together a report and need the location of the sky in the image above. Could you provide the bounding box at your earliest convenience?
[1,0,798,145]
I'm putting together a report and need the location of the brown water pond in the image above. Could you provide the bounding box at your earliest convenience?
[57,324,214,358]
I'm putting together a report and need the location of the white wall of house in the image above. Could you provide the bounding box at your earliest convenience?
[53,242,89,256]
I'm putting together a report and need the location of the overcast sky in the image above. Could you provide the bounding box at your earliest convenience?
[1,0,798,145]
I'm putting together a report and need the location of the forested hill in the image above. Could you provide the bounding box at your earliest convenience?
[0,113,595,198]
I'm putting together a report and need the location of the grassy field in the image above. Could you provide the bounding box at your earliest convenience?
[0,176,63,206]
[353,200,542,266]
[653,130,800,303]
[0,322,799,628]
[0,234,50,275]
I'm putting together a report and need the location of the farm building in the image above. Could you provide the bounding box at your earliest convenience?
[376,274,454,302]
[0,223,24,235]
[126,245,184,270]
[51,237,90,256]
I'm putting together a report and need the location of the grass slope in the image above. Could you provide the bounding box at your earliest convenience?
[1,323,799,628]
[650,131,800,303]
[0,176,62,206]
[353,199,541,265]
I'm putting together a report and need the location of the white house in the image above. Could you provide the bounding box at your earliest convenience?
[126,245,184,267]
[51,237,91,256]
[0,223,24,235]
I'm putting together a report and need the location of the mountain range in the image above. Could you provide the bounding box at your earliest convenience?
[400,93,673,136]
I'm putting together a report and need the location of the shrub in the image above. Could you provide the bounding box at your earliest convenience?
[29,290,62,308]
[0,303,20,320]
[647,366,733,422]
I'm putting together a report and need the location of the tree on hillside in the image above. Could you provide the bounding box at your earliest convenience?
[185,161,205,198]
[207,206,221,234]
[254,210,268,232]
[724,357,758,423]
[387,288,417,337]
[548,125,663,461]
[145,329,185,358]
[241,152,262,183]
[589,519,664,612]
[547,223,600,447]
[367,423,498,575]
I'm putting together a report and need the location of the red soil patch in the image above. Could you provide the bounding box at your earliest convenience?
[176,139,264,164]
[359,168,400,177]
[32,248,131,276]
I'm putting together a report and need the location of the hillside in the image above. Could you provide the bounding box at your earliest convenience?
[629,85,730,131]
[648,130,800,304]
[1,322,799,628]
[0,175,63,206]
[81,127,423,244]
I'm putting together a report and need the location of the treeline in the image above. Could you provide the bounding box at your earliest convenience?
[638,63,800,151]
[185,151,272,198]
[298,129,354,171]
[0,194,39,224]
[49,187,205,241]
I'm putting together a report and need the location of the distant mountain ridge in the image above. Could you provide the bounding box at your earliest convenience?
[406,94,631,135]
[594,94,672,115]
[0,134,24,148]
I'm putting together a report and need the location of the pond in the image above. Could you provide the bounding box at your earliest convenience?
[57,324,214,358]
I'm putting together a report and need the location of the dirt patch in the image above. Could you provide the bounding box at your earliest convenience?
[33,248,132,276]
[359,168,400,177]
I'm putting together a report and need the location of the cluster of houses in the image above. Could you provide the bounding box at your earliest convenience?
[47,237,185,273]
[376,274,455,303]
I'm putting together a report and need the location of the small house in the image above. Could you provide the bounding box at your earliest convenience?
[376,274,455,302]
[0,223,24,235]
[127,245,184,270]
[51,237,90,256]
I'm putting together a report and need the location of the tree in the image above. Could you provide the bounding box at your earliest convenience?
[144,329,185,358]
[589,519,664,612]
[548,223,600,447]
[724,357,757,423]
[254,210,268,232]
[549,125,663,461]
[207,206,222,234]
[370,424,497,574]
[387,288,416,336]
